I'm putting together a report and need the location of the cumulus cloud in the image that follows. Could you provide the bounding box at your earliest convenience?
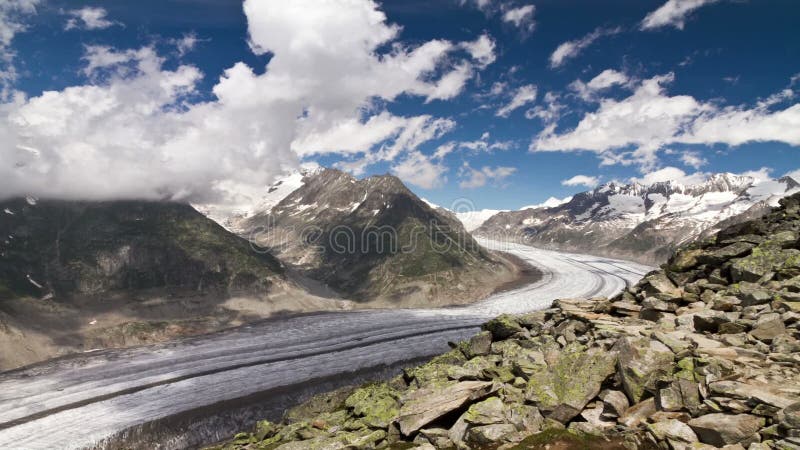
[549,27,622,68]
[391,151,447,189]
[641,0,720,30]
[463,34,496,68]
[0,0,492,205]
[561,174,600,188]
[679,150,707,169]
[630,166,708,186]
[0,0,40,97]
[459,163,516,188]
[497,84,537,117]
[531,72,800,170]
[570,69,629,101]
[65,7,119,31]
[502,5,535,33]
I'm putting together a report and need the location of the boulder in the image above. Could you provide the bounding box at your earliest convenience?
[345,383,400,428]
[619,398,657,428]
[779,402,800,430]
[647,419,699,444]
[397,381,495,436]
[698,242,756,264]
[670,249,705,272]
[483,315,524,340]
[599,389,629,418]
[462,397,506,425]
[525,343,616,423]
[643,272,682,298]
[615,337,675,403]
[749,312,786,342]
[688,414,765,446]
[463,331,492,358]
[465,424,517,445]
[731,246,786,283]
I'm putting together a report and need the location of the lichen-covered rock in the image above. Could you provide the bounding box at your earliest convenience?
[344,383,400,428]
[483,314,524,340]
[524,343,616,423]
[614,337,675,403]
[397,380,495,436]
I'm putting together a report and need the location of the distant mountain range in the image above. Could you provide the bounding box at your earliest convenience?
[474,173,800,264]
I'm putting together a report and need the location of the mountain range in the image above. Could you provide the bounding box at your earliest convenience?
[474,173,799,264]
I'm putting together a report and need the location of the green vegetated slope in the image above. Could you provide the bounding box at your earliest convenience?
[213,193,800,450]
[0,198,283,300]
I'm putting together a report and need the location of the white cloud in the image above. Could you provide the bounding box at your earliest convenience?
[679,150,707,169]
[462,34,496,68]
[784,168,800,181]
[641,0,720,30]
[496,84,537,117]
[0,0,491,205]
[459,164,516,188]
[549,27,622,68]
[459,0,494,12]
[630,166,708,186]
[521,196,572,210]
[391,151,447,189]
[533,73,800,170]
[502,5,535,33]
[172,33,200,56]
[525,91,564,124]
[561,174,600,188]
[65,7,119,31]
[570,69,629,101]
[457,132,512,152]
[0,0,40,98]
[533,73,706,169]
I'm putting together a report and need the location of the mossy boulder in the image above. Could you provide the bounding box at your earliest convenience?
[483,314,525,340]
[615,337,675,404]
[344,383,400,428]
[524,343,616,423]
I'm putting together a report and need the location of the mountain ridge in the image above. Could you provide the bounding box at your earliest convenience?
[474,172,800,265]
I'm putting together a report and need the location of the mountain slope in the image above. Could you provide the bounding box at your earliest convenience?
[476,173,799,264]
[241,169,520,304]
[0,199,352,370]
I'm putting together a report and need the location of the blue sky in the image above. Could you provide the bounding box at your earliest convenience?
[1,0,798,210]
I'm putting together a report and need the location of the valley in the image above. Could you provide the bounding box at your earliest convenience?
[0,240,650,449]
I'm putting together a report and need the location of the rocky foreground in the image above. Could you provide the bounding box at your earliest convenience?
[211,193,800,450]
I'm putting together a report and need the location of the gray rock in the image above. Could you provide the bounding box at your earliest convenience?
[465,424,517,445]
[483,315,524,340]
[749,312,786,342]
[688,414,765,446]
[463,331,492,358]
[779,402,800,430]
[615,337,675,403]
[525,343,616,423]
[397,381,495,436]
[599,389,629,418]
[647,419,699,444]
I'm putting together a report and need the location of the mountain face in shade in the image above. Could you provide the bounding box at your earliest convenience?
[0,199,284,301]
[240,169,515,303]
[475,173,800,265]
